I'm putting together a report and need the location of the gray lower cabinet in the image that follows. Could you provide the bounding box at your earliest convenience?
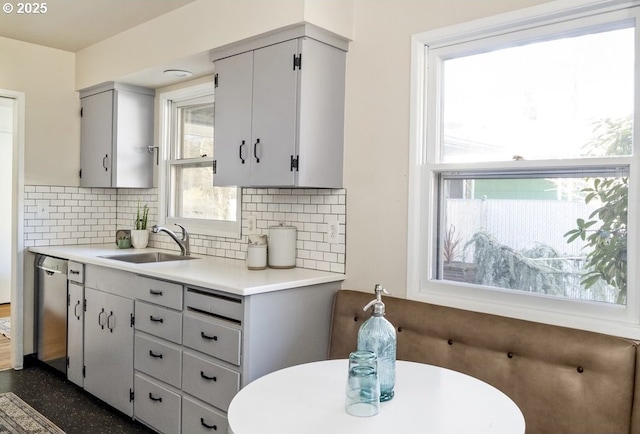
[133,280,338,434]
[74,263,338,434]
[84,286,134,417]
[67,262,85,387]
[132,277,185,433]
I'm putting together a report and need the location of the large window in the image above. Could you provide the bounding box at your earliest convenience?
[409,1,639,335]
[159,82,240,238]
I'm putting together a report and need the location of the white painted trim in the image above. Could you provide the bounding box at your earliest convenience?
[408,0,640,338]
[1,89,25,369]
[413,0,640,49]
[157,81,242,239]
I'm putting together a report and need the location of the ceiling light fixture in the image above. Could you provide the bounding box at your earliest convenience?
[163,69,193,78]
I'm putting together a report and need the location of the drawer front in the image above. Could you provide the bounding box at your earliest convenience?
[182,396,228,434]
[184,287,243,323]
[135,301,182,344]
[67,261,84,283]
[136,276,183,310]
[134,334,182,388]
[183,314,241,365]
[84,265,135,298]
[134,374,181,434]
[182,351,240,412]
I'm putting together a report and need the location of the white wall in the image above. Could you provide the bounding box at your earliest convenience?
[0,37,78,186]
[341,0,553,297]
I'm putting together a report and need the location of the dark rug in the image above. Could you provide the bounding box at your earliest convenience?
[0,393,64,433]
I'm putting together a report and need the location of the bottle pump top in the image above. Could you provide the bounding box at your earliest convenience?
[363,284,390,317]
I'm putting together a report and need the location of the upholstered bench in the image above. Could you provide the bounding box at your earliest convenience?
[328,289,640,434]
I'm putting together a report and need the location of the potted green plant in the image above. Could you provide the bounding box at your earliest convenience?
[131,201,150,249]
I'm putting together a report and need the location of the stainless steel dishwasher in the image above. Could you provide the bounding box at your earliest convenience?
[35,254,68,374]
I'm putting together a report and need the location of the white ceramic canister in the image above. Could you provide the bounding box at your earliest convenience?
[247,244,267,270]
[268,223,297,268]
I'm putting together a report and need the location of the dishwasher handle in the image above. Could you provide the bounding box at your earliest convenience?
[36,256,68,275]
[36,265,64,275]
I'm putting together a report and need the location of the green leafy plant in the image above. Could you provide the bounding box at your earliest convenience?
[563,116,630,304]
[135,201,149,230]
[564,177,627,303]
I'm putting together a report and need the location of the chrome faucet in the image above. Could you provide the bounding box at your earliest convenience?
[151,224,190,256]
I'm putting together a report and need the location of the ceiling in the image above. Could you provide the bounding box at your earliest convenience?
[0,0,219,87]
[0,0,196,52]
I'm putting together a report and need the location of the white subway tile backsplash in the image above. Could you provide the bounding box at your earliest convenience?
[24,186,346,273]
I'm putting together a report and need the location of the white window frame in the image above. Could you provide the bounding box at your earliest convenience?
[408,0,640,338]
[158,80,241,238]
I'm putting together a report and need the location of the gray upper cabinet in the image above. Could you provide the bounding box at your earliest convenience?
[80,82,155,188]
[212,26,348,188]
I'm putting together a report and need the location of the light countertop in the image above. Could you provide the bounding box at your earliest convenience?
[29,244,344,296]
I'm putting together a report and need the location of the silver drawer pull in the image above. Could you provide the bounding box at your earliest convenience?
[200,371,217,382]
[200,331,218,341]
[149,350,163,359]
[149,315,164,323]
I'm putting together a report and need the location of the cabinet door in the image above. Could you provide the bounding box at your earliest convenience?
[67,282,84,387]
[250,39,299,186]
[112,90,154,188]
[213,51,253,186]
[80,90,113,188]
[84,288,134,416]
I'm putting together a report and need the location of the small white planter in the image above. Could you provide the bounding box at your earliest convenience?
[131,229,150,249]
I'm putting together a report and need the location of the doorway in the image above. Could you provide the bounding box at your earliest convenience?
[0,97,12,304]
[0,91,25,371]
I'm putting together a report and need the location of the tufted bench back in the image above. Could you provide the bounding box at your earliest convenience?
[328,290,640,434]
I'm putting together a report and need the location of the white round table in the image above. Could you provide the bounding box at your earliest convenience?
[228,359,525,434]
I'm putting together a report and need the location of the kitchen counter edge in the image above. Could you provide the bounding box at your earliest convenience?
[29,244,345,296]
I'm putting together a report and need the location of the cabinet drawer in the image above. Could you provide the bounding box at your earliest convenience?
[182,351,240,412]
[182,396,228,434]
[185,287,243,323]
[68,261,84,283]
[85,265,134,299]
[134,334,182,388]
[136,276,183,310]
[134,374,181,434]
[183,313,241,365]
[135,301,182,344]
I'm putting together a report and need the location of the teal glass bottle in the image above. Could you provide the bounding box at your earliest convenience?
[356,284,396,402]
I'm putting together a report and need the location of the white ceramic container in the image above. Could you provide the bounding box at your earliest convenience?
[268,224,297,268]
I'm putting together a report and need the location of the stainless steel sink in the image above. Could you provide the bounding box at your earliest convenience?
[100,252,199,264]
